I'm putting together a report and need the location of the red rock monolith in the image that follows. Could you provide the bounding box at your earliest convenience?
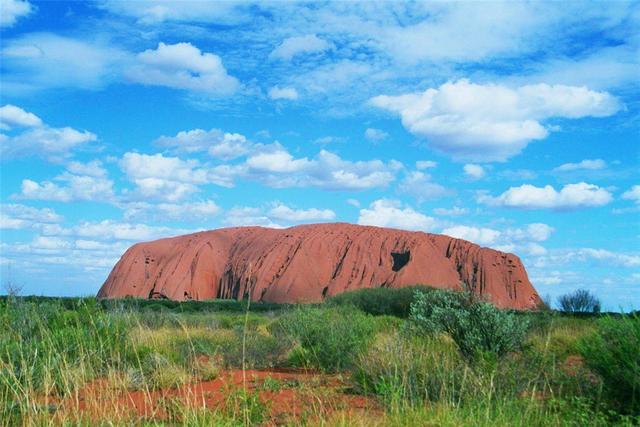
[97,223,541,309]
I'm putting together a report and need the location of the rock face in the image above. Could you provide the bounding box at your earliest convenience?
[97,223,541,309]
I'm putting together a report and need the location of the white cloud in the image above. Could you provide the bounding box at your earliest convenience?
[236,144,400,191]
[123,200,221,221]
[69,220,193,242]
[441,222,553,253]
[357,199,438,231]
[463,164,485,180]
[364,127,388,142]
[371,79,620,162]
[398,171,448,202]
[416,160,437,170]
[0,104,42,129]
[0,0,33,28]
[534,248,640,268]
[1,33,126,92]
[270,34,333,61]
[222,207,282,228]
[346,198,360,208]
[0,203,62,229]
[433,206,468,216]
[268,86,299,100]
[20,172,115,203]
[479,182,613,209]
[0,105,97,162]
[442,225,501,246]
[268,204,335,222]
[622,185,640,204]
[119,152,214,202]
[100,0,251,24]
[65,160,108,178]
[126,42,239,96]
[155,128,252,160]
[554,159,607,172]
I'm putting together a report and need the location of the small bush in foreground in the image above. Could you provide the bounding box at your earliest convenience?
[579,314,640,414]
[270,306,376,371]
[409,289,529,359]
[328,285,434,317]
[558,289,601,314]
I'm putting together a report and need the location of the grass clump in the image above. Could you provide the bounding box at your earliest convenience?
[271,305,376,371]
[409,289,530,359]
[352,331,469,406]
[579,314,640,414]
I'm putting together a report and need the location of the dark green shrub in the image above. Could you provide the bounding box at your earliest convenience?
[409,289,530,359]
[328,285,433,317]
[270,306,376,371]
[578,314,640,414]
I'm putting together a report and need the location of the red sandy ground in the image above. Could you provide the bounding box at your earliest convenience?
[53,368,381,424]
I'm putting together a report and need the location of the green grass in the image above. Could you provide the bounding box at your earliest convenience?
[0,293,637,426]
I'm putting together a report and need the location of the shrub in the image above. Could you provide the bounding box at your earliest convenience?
[270,306,376,371]
[558,289,601,314]
[352,332,470,406]
[328,285,434,317]
[409,289,530,359]
[578,314,640,414]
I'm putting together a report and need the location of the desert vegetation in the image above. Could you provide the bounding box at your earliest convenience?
[1,288,638,426]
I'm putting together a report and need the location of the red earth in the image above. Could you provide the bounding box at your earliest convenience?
[98,223,541,309]
[50,368,381,424]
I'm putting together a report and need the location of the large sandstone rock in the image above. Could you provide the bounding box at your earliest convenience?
[97,223,541,309]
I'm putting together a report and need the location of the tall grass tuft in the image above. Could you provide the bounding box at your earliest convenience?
[579,314,640,414]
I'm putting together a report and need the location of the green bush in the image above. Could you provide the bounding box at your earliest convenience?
[328,285,433,317]
[578,314,640,414]
[270,306,376,371]
[409,289,530,359]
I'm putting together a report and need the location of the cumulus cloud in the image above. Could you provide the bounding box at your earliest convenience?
[364,128,388,142]
[0,0,33,27]
[534,248,640,268]
[20,172,114,203]
[398,171,449,202]
[155,128,252,159]
[100,0,251,24]
[123,200,221,221]
[441,225,501,246]
[433,206,468,216]
[463,164,485,180]
[0,104,42,129]
[222,207,282,228]
[1,33,126,93]
[621,185,640,204]
[416,160,437,170]
[237,144,400,191]
[268,86,299,100]
[479,182,613,209]
[357,199,438,231]
[441,222,553,254]
[0,105,96,162]
[0,203,61,229]
[268,204,335,222]
[270,34,333,61]
[126,42,239,95]
[119,152,216,201]
[371,79,620,161]
[553,159,607,172]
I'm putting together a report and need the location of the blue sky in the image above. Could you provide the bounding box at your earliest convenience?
[0,1,638,310]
